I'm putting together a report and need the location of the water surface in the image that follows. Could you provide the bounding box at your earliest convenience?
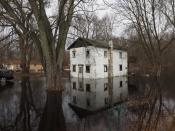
[0,76,174,131]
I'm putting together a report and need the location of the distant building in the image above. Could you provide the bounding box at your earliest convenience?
[1,59,43,73]
[67,37,128,79]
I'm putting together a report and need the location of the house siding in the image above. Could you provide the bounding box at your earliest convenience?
[70,77,128,111]
[70,46,128,79]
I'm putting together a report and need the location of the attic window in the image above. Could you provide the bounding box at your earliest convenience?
[86,49,90,58]
[72,51,76,58]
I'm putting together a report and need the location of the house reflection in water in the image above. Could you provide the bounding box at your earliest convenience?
[69,77,128,112]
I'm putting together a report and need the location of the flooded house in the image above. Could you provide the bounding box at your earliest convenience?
[67,37,128,79]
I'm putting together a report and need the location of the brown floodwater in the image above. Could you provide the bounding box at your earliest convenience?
[0,75,175,131]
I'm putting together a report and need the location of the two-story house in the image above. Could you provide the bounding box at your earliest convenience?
[68,37,128,79]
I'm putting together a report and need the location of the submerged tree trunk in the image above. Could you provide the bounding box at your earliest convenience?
[38,91,66,131]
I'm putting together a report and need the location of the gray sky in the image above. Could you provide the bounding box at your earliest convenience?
[46,0,126,37]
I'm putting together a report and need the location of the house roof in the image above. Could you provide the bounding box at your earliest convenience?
[67,37,127,50]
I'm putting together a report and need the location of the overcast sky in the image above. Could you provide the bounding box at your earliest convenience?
[46,0,126,37]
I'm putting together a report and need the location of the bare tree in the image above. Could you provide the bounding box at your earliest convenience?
[0,0,91,91]
[72,13,115,41]
[105,0,175,77]
[0,1,34,73]
[160,0,175,29]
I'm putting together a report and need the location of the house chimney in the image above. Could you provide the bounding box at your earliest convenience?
[108,40,113,106]
[108,40,113,49]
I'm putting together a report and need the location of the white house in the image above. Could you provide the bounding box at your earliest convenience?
[68,37,128,79]
[69,77,128,111]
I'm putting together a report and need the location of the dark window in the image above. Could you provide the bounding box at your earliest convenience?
[104,83,108,91]
[86,84,91,92]
[73,96,77,104]
[104,97,109,105]
[86,98,91,107]
[78,82,84,91]
[104,65,108,72]
[73,82,76,89]
[72,51,76,58]
[119,64,122,71]
[104,51,107,58]
[120,81,123,87]
[79,66,83,73]
[119,52,122,58]
[73,65,76,72]
[86,65,90,73]
[86,50,90,58]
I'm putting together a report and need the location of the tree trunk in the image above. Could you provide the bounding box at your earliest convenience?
[46,64,64,91]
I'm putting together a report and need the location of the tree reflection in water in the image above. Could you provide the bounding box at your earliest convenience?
[38,91,66,131]
[126,76,175,131]
[0,76,46,131]
[0,76,175,131]
[15,76,39,131]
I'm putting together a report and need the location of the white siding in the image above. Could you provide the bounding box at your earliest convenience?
[70,77,128,111]
[70,46,128,78]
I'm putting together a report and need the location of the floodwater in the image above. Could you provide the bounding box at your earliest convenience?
[0,75,175,131]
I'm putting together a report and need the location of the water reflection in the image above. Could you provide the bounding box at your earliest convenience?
[0,76,175,131]
[38,91,66,131]
[0,81,14,92]
[125,76,175,131]
[69,77,128,116]
[0,77,46,131]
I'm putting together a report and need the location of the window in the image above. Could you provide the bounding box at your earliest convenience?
[119,52,122,58]
[73,65,76,72]
[104,97,109,105]
[78,82,84,91]
[104,83,108,91]
[73,96,77,104]
[86,50,90,58]
[104,51,107,58]
[104,65,108,72]
[79,66,83,73]
[86,65,90,73]
[72,51,76,58]
[119,64,122,71]
[73,82,76,89]
[120,81,123,88]
[86,84,91,92]
[86,98,91,107]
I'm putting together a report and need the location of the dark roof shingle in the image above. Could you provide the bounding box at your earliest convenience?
[67,37,127,50]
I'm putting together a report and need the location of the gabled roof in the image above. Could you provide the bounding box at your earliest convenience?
[67,37,127,50]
